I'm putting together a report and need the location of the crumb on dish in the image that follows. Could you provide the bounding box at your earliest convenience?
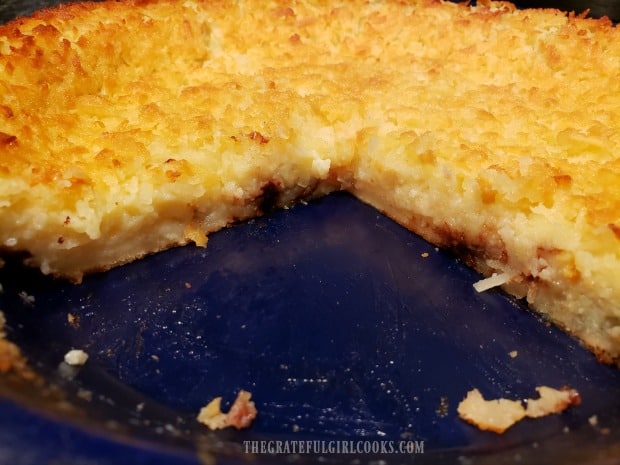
[458,386,580,434]
[197,390,257,430]
[63,349,89,366]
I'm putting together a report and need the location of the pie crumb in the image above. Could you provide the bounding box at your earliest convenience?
[67,313,80,328]
[197,390,257,430]
[0,311,37,381]
[64,349,89,366]
[458,386,580,434]
[524,386,581,418]
[457,388,526,434]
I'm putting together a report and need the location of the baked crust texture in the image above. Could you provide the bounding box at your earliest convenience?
[1,0,619,363]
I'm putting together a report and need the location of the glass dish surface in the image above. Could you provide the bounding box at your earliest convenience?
[1,2,620,464]
[1,193,620,465]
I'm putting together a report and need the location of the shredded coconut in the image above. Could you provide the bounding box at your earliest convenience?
[473,271,514,293]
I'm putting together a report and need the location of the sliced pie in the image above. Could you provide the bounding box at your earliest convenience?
[0,0,619,364]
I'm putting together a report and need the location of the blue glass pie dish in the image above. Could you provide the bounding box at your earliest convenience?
[1,2,620,464]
